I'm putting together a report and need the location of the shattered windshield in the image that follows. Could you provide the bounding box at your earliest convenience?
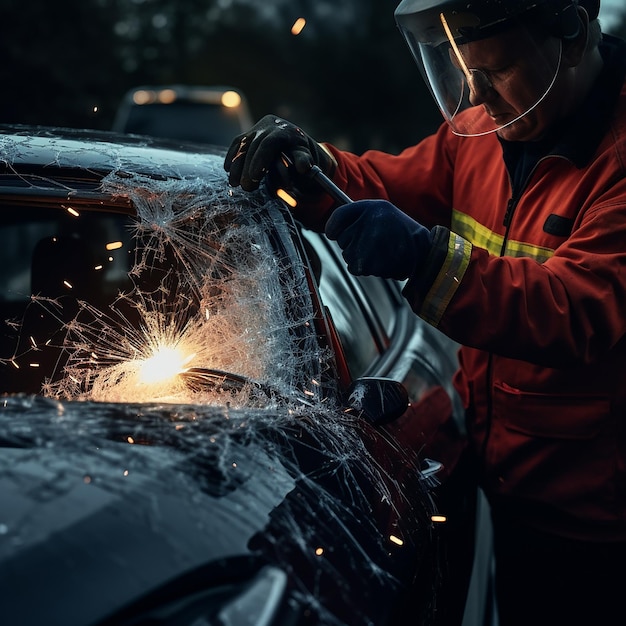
[0,159,332,406]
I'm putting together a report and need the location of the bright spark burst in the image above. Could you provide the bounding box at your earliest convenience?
[137,344,194,384]
[73,305,220,403]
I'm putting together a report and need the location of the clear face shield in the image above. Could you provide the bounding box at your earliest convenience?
[397,11,564,137]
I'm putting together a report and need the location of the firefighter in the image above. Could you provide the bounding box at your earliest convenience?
[224,1,626,624]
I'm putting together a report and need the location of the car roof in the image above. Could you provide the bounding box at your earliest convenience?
[0,124,229,185]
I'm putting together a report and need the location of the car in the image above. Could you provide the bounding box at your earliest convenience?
[0,125,473,626]
[112,85,253,147]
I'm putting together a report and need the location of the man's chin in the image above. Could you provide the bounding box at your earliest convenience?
[496,113,545,141]
[496,119,539,142]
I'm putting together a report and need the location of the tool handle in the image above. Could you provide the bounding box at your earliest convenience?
[277,152,353,206]
[308,165,353,206]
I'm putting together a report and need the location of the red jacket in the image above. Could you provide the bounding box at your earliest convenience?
[296,37,626,541]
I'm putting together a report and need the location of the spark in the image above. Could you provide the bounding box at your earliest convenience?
[291,17,306,35]
[276,188,297,207]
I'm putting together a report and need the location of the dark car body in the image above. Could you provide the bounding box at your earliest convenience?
[0,126,466,626]
[112,85,253,147]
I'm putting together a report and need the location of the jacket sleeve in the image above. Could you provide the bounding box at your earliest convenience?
[292,122,458,232]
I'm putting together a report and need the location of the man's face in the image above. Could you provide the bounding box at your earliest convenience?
[457,28,565,141]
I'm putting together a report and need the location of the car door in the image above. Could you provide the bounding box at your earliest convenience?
[301,228,463,417]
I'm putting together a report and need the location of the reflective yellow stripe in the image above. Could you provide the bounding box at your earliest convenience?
[452,209,555,263]
[421,232,472,327]
[452,210,503,255]
[504,239,554,263]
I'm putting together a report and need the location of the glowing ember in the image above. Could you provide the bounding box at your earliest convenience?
[276,188,297,207]
[291,17,306,35]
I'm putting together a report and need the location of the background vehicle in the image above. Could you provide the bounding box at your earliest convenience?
[0,126,474,625]
[112,85,253,146]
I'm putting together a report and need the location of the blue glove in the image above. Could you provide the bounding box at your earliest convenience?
[325,200,433,280]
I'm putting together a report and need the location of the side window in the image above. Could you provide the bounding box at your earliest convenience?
[352,273,399,338]
[302,231,382,379]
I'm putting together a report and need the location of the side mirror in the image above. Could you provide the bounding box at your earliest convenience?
[343,377,409,426]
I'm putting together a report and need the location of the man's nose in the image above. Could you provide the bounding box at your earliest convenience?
[468,69,496,105]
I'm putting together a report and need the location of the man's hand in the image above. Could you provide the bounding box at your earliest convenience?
[325,200,433,280]
[224,114,335,193]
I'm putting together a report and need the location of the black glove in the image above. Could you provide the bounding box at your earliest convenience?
[224,114,335,194]
[325,200,433,280]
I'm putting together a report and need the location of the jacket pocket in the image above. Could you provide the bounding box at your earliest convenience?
[494,381,609,440]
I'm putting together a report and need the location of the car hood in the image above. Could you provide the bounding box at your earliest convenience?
[0,395,437,626]
[0,396,294,623]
